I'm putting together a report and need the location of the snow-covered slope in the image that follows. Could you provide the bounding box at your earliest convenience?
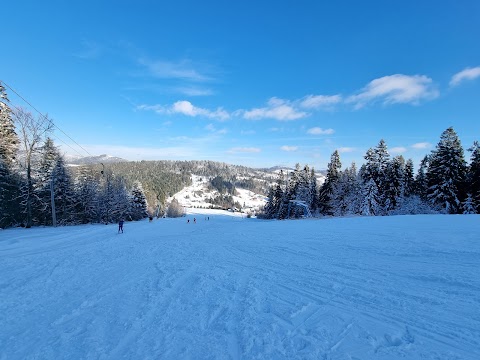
[1,214,479,359]
[169,174,267,213]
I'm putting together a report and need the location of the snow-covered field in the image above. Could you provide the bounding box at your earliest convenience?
[169,175,266,214]
[1,212,479,359]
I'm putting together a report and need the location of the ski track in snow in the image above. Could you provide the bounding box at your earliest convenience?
[1,213,479,359]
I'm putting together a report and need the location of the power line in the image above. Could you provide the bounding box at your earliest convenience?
[8,102,87,158]
[0,79,95,158]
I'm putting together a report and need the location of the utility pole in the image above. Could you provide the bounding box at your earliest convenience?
[50,174,56,227]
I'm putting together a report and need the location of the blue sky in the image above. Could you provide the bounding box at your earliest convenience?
[2,0,480,170]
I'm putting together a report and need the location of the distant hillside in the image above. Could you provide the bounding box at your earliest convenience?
[66,154,128,165]
[72,159,326,214]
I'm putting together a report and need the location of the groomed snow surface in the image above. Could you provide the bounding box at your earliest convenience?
[1,211,479,359]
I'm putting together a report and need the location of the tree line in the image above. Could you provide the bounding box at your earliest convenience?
[0,85,149,228]
[262,128,480,219]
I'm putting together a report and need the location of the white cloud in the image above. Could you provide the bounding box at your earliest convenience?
[307,127,335,135]
[390,147,407,154]
[138,58,211,82]
[347,74,439,109]
[281,146,298,152]
[243,97,308,121]
[240,130,256,135]
[450,66,480,86]
[411,142,431,149]
[138,101,229,121]
[136,104,167,114]
[175,86,214,96]
[268,127,283,132]
[228,147,261,153]
[337,147,356,153]
[300,94,342,109]
[205,124,228,135]
[173,101,229,120]
[205,124,216,132]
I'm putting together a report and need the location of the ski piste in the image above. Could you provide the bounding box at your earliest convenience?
[1,210,479,359]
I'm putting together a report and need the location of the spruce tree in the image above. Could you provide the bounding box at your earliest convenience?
[360,148,382,216]
[0,84,20,227]
[415,155,429,200]
[34,138,59,225]
[52,156,77,225]
[373,139,390,214]
[384,155,405,213]
[427,127,467,214]
[75,166,99,224]
[0,84,18,165]
[467,141,480,212]
[462,194,476,214]
[263,187,277,219]
[129,180,149,220]
[331,170,348,216]
[309,168,318,213]
[404,159,415,197]
[319,150,341,215]
[344,162,361,215]
[360,177,380,216]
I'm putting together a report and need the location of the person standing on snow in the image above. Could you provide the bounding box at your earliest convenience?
[118,220,124,233]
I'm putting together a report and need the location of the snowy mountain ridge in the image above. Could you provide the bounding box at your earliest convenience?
[65,154,128,165]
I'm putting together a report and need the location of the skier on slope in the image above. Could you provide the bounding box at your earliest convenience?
[118,220,124,233]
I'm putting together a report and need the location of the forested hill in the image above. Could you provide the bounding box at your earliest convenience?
[78,160,280,209]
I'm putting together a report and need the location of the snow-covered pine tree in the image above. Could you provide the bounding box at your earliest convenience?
[384,155,405,213]
[360,177,381,216]
[277,169,291,220]
[34,138,60,225]
[404,158,415,197]
[0,84,18,165]
[331,170,348,216]
[98,170,115,224]
[467,141,480,213]
[74,166,99,224]
[319,150,341,215]
[272,170,285,218]
[0,84,21,227]
[373,139,390,215]
[278,164,301,218]
[52,155,77,225]
[129,180,148,220]
[296,165,311,199]
[263,187,277,219]
[427,127,467,214]
[462,193,476,214]
[99,171,130,223]
[415,155,429,200]
[263,170,285,219]
[308,168,318,213]
[360,148,382,216]
[343,162,361,215]
[330,164,360,217]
